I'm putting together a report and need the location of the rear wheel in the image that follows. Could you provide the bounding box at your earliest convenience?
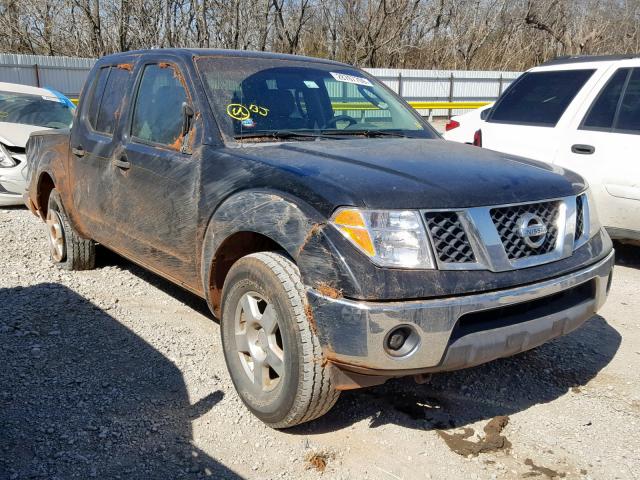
[46,189,96,270]
[220,251,339,428]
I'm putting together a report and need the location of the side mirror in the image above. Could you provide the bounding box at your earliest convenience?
[182,103,195,136]
[480,108,492,121]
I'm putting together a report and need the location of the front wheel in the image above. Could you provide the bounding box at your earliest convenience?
[46,189,96,271]
[220,251,339,428]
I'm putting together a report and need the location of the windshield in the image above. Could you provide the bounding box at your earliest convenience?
[196,56,436,141]
[0,91,74,129]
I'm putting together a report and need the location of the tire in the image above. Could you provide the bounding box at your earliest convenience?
[220,251,339,428]
[46,189,96,271]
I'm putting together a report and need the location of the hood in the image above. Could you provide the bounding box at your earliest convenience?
[227,138,585,210]
[0,122,51,147]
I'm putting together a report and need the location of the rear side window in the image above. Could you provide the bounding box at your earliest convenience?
[582,69,629,130]
[489,69,595,127]
[131,64,188,148]
[94,67,131,135]
[86,67,110,129]
[616,69,640,133]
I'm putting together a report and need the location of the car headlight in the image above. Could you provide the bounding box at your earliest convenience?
[0,144,16,168]
[330,208,435,269]
[585,187,601,238]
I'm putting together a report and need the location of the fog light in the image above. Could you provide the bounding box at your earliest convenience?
[384,326,419,357]
[387,329,408,351]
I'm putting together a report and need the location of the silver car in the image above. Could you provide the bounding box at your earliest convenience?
[0,82,74,206]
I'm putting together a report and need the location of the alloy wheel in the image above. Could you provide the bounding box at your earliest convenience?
[46,209,65,262]
[234,291,285,392]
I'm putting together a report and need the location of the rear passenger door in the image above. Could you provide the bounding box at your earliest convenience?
[69,64,132,238]
[113,60,201,289]
[555,65,640,233]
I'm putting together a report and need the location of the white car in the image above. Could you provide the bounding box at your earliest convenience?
[443,103,493,143]
[0,82,75,206]
[444,55,640,244]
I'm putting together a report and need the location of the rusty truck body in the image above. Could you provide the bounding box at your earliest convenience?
[25,49,614,428]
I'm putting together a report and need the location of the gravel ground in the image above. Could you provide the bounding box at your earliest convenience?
[1,206,639,480]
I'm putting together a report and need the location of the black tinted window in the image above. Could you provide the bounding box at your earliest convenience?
[87,67,109,130]
[95,66,131,135]
[489,69,594,126]
[615,69,640,133]
[582,69,629,130]
[131,64,187,147]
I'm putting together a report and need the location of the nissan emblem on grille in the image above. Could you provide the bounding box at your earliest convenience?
[516,213,548,248]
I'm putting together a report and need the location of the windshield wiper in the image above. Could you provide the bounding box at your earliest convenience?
[321,129,409,138]
[234,130,343,140]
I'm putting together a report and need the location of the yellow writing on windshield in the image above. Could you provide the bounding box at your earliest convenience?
[226,103,269,121]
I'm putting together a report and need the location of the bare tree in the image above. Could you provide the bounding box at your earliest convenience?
[0,0,638,71]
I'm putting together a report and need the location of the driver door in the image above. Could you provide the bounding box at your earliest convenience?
[110,60,201,290]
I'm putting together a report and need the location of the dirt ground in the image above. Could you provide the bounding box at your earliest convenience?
[1,206,639,480]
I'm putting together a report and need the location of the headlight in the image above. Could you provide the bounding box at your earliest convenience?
[575,187,601,250]
[0,144,16,168]
[585,187,601,238]
[330,208,435,269]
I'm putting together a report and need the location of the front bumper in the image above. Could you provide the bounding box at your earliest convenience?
[307,250,614,375]
[0,159,27,206]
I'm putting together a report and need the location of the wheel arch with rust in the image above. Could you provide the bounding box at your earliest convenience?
[199,189,363,317]
[26,131,92,238]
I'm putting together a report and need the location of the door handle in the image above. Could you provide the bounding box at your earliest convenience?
[71,146,85,157]
[571,144,595,155]
[112,154,131,170]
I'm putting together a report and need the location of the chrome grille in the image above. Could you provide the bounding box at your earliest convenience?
[575,194,585,241]
[490,201,560,260]
[424,212,476,263]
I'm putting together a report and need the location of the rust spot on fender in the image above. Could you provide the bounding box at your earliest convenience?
[304,303,317,334]
[316,281,343,299]
[298,222,325,256]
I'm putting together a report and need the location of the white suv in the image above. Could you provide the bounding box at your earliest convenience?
[444,55,640,244]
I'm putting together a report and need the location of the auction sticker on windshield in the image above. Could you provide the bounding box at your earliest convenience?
[330,72,373,87]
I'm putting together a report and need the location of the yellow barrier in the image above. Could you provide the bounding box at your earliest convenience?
[407,101,490,110]
[332,101,490,110]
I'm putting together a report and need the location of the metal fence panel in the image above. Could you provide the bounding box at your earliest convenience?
[364,68,521,116]
[0,54,95,97]
[0,54,522,115]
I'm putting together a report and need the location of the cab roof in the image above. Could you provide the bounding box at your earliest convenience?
[100,48,350,67]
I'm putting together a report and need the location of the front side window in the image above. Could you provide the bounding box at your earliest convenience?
[0,90,74,129]
[195,56,435,141]
[615,69,640,133]
[131,64,188,147]
[582,68,629,130]
[94,66,131,135]
[489,69,595,127]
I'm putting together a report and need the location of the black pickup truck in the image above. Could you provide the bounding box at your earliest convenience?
[25,49,614,428]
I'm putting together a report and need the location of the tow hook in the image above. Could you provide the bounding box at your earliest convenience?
[413,373,432,385]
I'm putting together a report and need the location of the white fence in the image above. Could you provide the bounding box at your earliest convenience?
[364,68,521,116]
[0,54,96,97]
[0,54,522,115]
